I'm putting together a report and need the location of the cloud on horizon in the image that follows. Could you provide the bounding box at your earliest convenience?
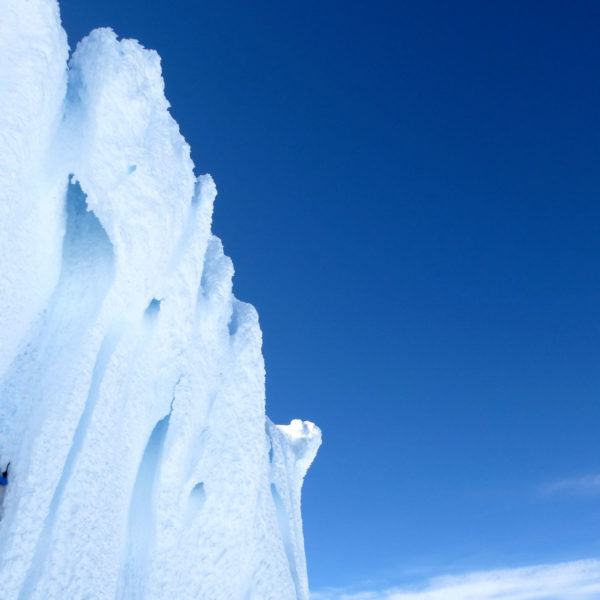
[312,559,600,600]
[542,474,600,497]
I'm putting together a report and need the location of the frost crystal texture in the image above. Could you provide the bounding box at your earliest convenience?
[0,1,321,598]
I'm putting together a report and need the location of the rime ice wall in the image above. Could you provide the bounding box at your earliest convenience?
[0,2,321,599]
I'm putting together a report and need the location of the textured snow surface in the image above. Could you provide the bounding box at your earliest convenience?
[0,1,320,599]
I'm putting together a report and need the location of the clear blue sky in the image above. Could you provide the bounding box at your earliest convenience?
[61,1,600,593]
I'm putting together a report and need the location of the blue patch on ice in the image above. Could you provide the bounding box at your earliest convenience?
[144,298,161,319]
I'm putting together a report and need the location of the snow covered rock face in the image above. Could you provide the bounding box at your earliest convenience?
[0,1,321,599]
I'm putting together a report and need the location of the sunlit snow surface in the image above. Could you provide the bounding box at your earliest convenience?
[0,1,320,598]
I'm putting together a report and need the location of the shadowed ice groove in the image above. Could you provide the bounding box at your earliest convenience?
[19,180,119,600]
[119,407,172,600]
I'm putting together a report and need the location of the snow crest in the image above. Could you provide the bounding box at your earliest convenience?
[0,1,320,599]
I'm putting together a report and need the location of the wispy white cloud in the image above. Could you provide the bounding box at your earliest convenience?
[312,559,600,600]
[543,474,600,497]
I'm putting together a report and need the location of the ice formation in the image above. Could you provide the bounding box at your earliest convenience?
[0,1,321,598]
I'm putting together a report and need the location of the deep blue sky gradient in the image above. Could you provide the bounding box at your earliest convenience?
[61,1,600,590]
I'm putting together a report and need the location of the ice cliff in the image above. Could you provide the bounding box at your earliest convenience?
[0,1,321,598]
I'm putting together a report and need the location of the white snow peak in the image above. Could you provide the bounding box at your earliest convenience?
[0,1,321,598]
